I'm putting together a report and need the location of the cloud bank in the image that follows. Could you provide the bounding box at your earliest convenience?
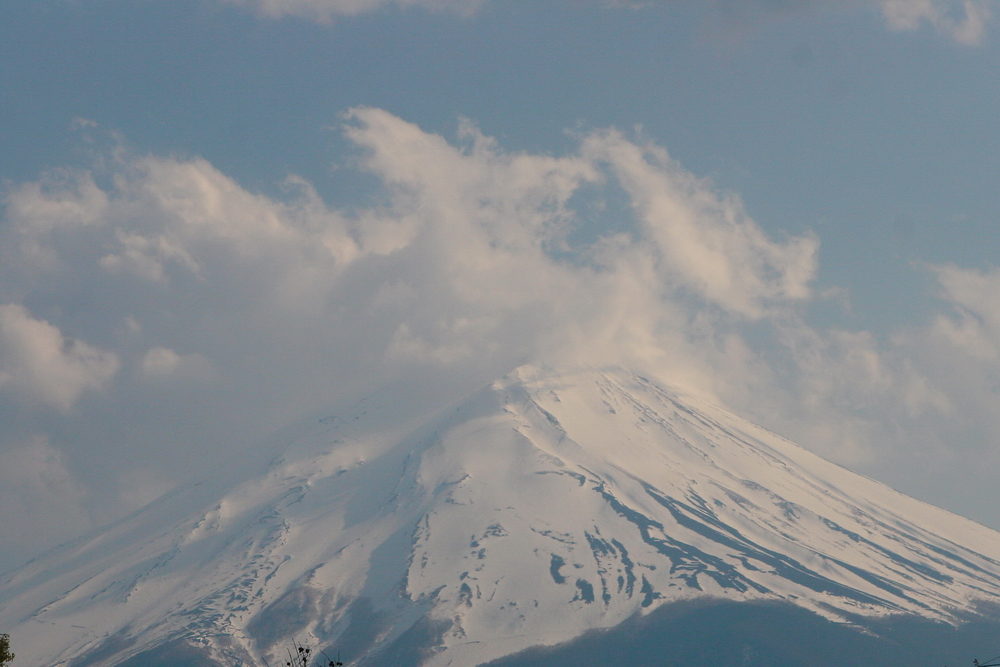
[4,108,819,402]
[223,0,996,45]
[0,108,998,570]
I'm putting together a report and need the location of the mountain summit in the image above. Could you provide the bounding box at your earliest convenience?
[5,366,1000,666]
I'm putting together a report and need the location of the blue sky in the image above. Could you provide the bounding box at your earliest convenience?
[6,0,999,326]
[2,0,1000,573]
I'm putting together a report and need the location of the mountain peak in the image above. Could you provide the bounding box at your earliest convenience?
[4,366,1000,667]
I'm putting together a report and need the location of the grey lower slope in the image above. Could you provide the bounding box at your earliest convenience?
[485,600,1000,667]
[74,600,1000,667]
[114,640,219,667]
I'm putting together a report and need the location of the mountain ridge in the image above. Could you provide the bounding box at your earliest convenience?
[4,365,1000,666]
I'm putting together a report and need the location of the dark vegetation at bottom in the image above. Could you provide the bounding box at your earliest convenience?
[484,599,1000,667]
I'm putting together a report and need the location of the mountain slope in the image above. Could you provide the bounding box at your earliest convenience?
[4,366,1000,667]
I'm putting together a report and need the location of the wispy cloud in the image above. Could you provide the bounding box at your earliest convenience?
[213,0,996,44]
[0,304,119,412]
[0,436,90,569]
[880,0,993,45]
[223,0,481,22]
[649,0,995,45]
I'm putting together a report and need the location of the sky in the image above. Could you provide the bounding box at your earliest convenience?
[2,0,1000,573]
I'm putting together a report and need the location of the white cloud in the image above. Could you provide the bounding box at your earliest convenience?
[333,108,824,401]
[141,345,184,377]
[0,304,120,411]
[0,108,821,421]
[5,169,109,235]
[620,0,995,45]
[92,157,359,305]
[9,107,1000,567]
[3,169,110,275]
[99,228,201,284]
[224,0,480,22]
[140,346,219,385]
[880,0,993,44]
[580,129,817,318]
[213,0,997,44]
[905,264,1000,427]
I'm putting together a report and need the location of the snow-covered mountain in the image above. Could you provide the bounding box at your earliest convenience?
[5,366,1000,667]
